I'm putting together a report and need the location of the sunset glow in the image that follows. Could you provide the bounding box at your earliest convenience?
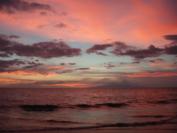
[0,0,177,88]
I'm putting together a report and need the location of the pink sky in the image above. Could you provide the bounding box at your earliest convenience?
[0,0,177,88]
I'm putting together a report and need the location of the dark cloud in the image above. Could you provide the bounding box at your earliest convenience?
[22,62,42,69]
[0,35,81,58]
[0,34,19,40]
[60,63,65,66]
[0,59,25,72]
[0,60,69,75]
[19,62,78,75]
[96,51,107,56]
[86,44,112,54]
[29,41,81,58]
[111,42,163,59]
[165,45,177,55]
[60,62,76,66]
[87,35,177,58]
[76,68,90,71]
[87,41,163,59]
[164,34,177,55]
[0,59,45,74]
[87,42,134,55]
[111,42,135,55]
[118,45,163,59]
[0,0,52,14]
[164,35,177,41]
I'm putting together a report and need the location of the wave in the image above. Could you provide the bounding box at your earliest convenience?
[18,102,129,112]
[16,117,88,124]
[1,115,176,132]
[133,115,168,118]
[74,102,128,108]
[148,98,177,105]
[20,105,58,112]
[1,98,177,112]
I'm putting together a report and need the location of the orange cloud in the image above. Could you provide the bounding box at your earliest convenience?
[46,65,65,70]
[0,78,22,84]
[0,70,57,80]
[49,82,92,88]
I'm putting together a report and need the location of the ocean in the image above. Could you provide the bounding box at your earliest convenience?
[0,88,177,133]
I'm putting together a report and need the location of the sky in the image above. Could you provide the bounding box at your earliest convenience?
[0,0,177,88]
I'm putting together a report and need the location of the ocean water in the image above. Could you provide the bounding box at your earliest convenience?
[0,88,177,133]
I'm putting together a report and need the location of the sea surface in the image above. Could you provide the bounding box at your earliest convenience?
[0,88,177,133]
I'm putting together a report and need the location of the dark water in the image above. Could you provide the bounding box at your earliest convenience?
[0,88,177,133]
